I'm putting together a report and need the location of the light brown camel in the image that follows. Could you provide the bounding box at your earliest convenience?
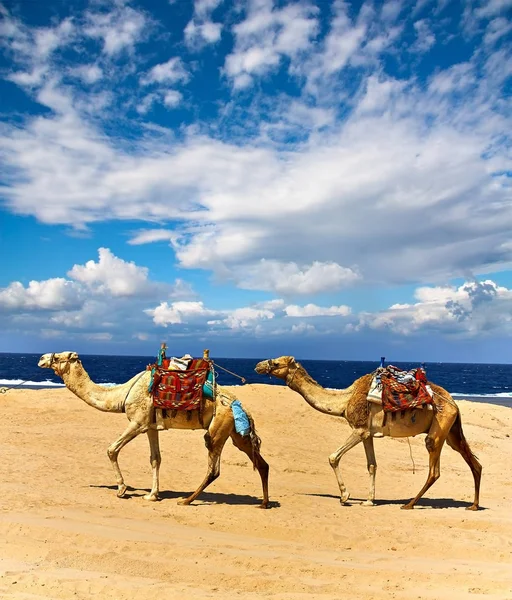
[255,356,481,510]
[38,351,269,508]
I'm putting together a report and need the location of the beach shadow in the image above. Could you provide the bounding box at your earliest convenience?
[89,484,280,508]
[159,489,280,509]
[303,492,487,510]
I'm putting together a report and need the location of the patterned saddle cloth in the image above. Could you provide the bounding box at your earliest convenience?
[368,365,433,412]
[148,357,213,411]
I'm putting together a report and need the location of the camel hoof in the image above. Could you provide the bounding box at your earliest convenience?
[177,498,191,506]
[361,500,375,507]
[117,484,127,498]
[466,504,479,511]
[401,503,414,510]
[340,493,350,505]
[143,493,159,502]
[257,502,270,509]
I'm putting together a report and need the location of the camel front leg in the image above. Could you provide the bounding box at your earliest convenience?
[361,437,377,506]
[106,422,143,498]
[143,428,161,501]
[329,430,364,505]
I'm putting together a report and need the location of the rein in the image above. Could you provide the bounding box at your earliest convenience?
[212,361,246,384]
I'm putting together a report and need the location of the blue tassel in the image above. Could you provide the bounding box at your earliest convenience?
[231,400,251,437]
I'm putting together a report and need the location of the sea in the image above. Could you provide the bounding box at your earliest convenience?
[1,352,511,408]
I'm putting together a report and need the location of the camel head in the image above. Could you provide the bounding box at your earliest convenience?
[38,351,80,378]
[255,356,297,381]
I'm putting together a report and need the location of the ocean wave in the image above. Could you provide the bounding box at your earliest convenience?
[0,379,65,387]
[452,392,512,398]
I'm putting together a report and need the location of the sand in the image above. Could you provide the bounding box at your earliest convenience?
[0,383,510,600]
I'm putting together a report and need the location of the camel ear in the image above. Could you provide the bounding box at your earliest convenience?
[69,352,79,361]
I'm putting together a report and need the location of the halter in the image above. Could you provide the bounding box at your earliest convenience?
[264,359,299,386]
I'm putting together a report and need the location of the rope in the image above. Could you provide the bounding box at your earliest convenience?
[0,380,31,394]
[406,437,416,474]
[212,362,246,384]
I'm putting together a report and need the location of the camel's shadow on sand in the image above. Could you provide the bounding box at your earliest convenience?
[304,492,488,510]
[90,484,280,508]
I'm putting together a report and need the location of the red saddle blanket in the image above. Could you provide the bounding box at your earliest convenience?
[150,358,210,411]
[379,366,433,412]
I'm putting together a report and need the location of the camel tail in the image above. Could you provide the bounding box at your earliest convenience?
[450,411,480,463]
[246,412,262,469]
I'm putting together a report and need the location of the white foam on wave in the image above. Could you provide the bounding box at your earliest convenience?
[0,379,65,387]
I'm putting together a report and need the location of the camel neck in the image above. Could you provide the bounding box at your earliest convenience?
[61,363,127,413]
[287,366,349,417]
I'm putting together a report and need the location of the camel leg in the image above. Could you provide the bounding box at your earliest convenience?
[143,428,161,501]
[177,420,232,506]
[361,437,377,506]
[446,429,482,511]
[106,422,144,498]
[328,430,364,505]
[231,432,270,509]
[401,434,443,510]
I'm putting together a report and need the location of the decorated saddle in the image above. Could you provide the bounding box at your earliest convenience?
[147,345,215,412]
[368,364,434,412]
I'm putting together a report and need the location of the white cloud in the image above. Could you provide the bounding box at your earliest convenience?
[184,0,223,48]
[356,280,512,336]
[84,4,147,56]
[141,57,189,85]
[224,0,318,87]
[285,303,351,317]
[237,260,360,295]
[71,64,103,84]
[163,90,183,108]
[147,301,216,326]
[68,248,152,297]
[475,0,512,19]
[0,278,82,312]
[128,229,177,245]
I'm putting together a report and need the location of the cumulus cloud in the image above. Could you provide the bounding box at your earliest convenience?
[68,248,153,297]
[356,280,512,336]
[84,3,147,56]
[237,261,360,295]
[285,303,351,317]
[141,57,189,85]
[147,301,216,326]
[224,0,318,88]
[0,278,83,312]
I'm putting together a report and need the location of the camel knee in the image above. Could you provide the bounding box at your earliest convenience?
[107,447,117,461]
[368,464,376,476]
[425,436,436,453]
[328,453,339,469]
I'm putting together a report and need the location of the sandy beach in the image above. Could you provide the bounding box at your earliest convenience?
[0,384,510,600]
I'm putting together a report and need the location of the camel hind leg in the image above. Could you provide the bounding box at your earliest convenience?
[231,432,270,509]
[177,417,232,506]
[401,403,458,510]
[446,413,482,511]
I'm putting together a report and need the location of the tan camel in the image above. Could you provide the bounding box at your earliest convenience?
[38,351,269,508]
[255,356,481,510]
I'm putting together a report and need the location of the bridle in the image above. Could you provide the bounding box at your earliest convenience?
[263,358,299,386]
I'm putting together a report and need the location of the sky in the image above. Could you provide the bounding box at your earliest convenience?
[0,0,511,362]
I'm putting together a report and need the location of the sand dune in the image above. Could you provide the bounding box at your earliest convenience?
[0,384,511,599]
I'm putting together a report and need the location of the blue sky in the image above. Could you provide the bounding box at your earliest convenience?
[0,0,511,362]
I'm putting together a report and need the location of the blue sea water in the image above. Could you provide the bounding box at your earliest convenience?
[1,352,511,408]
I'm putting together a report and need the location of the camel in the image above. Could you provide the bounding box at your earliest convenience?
[255,356,481,510]
[38,351,269,508]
